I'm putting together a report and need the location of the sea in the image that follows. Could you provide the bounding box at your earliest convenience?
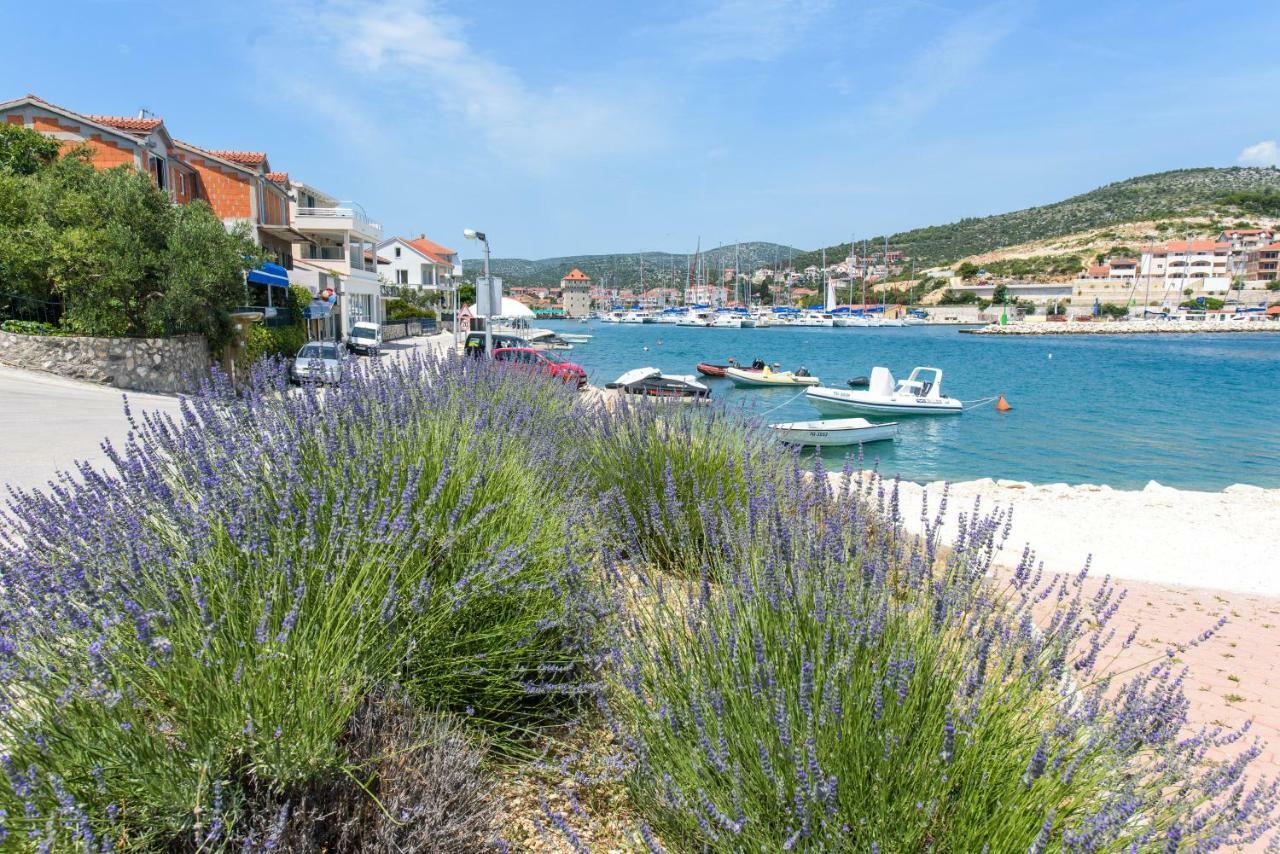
[538,320,1280,491]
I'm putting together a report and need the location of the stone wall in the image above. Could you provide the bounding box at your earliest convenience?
[0,331,210,393]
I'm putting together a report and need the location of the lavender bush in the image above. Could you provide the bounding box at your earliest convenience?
[580,400,793,577]
[612,463,1279,851]
[0,354,600,847]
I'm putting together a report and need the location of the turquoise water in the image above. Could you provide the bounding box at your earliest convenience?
[540,321,1280,490]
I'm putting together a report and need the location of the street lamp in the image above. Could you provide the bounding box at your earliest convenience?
[464,228,493,356]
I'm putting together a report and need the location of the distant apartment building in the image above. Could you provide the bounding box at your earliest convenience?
[1138,240,1234,292]
[377,235,460,291]
[288,182,384,332]
[1244,242,1280,282]
[1218,228,1275,252]
[1080,257,1138,281]
[560,268,592,317]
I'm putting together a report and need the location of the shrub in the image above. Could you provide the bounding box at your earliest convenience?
[219,688,498,852]
[613,473,1278,850]
[0,318,64,336]
[242,321,307,365]
[580,400,794,576]
[0,354,598,846]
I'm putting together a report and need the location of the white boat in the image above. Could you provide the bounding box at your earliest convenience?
[619,310,649,324]
[726,366,820,388]
[879,317,906,327]
[677,311,713,327]
[805,366,963,416]
[600,311,625,323]
[770,417,897,447]
[558,333,593,344]
[709,312,742,328]
[605,367,710,400]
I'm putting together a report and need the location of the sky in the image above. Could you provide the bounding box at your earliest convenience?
[3,0,1279,260]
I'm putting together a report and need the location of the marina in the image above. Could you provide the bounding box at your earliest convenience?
[540,319,1280,490]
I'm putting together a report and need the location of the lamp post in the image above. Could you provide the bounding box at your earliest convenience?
[464,228,492,355]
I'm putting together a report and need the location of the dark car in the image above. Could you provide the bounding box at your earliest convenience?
[463,331,530,357]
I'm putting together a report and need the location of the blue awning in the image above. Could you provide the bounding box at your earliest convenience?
[247,262,290,288]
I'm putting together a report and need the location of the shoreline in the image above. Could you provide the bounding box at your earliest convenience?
[963,319,1280,335]
[845,473,1280,596]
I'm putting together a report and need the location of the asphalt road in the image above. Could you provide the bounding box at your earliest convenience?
[0,365,184,494]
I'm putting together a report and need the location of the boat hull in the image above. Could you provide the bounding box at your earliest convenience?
[770,418,897,447]
[805,387,962,416]
[727,368,820,388]
[696,363,730,377]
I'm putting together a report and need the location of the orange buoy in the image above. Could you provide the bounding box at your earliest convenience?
[995,394,1012,412]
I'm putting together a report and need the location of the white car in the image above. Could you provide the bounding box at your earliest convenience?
[291,341,346,385]
[346,321,382,356]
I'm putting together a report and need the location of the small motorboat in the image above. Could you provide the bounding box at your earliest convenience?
[770,417,897,447]
[805,366,962,416]
[696,358,751,378]
[559,333,593,344]
[846,376,870,388]
[726,365,820,388]
[606,367,711,400]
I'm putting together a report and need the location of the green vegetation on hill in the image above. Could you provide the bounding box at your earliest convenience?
[792,167,1280,269]
[461,241,797,290]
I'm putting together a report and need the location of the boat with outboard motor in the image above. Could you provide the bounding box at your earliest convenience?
[770,417,897,447]
[606,367,711,400]
[726,364,820,388]
[805,366,962,416]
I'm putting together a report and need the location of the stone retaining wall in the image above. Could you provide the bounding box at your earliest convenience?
[962,319,1280,335]
[0,330,210,392]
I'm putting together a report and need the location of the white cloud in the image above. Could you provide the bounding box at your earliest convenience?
[268,0,666,170]
[1237,140,1279,167]
[869,1,1027,127]
[673,0,833,62]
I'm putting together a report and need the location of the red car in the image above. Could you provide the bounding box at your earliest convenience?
[492,347,587,388]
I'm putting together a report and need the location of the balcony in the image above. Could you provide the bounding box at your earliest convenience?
[292,206,382,241]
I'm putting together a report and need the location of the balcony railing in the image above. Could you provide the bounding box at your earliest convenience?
[293,207,382,238]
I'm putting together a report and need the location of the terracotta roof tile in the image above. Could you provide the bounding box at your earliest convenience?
[265,171,289,184]
[405,235,457,260]
[206,150,267,165]
[561,268,591,281]
[86,114,162,132]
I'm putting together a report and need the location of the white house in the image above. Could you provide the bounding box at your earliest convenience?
[377,235,460,292]
[1138,240,1234,293]
[288,181,384,335]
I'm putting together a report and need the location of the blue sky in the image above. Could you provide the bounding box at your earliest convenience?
[3,0,1278,259]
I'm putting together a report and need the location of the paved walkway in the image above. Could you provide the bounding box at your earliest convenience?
[0,365,183,494]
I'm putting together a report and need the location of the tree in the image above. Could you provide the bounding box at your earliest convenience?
[957,262,980,279]
[991,282,1009,304]
[162,202,265,345]
[0,124,60,176]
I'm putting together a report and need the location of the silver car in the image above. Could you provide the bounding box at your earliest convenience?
[291,341,346,385]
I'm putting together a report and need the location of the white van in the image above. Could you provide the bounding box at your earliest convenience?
[346,321,382,356]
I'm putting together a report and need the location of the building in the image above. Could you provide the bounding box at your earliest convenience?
[171,143,301,265]
[560,269,592,317]
[377,235,460,291]
[288,182,384,334]
[1245,242,1280,282]
[1,94,199,203]
[1079,257,1138,281]
[1218,228,1275,252]
[1138,240,1234,292]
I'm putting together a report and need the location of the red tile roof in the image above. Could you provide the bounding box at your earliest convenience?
[86,114,162,132]
[206,150,267,165]
[561,268,591,281]
[1087,265,1111,277]
[265,171,289,184]
[1143,240,1229,254]
[405,235,457,261]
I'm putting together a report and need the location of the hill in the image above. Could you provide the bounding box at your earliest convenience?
[460,242,798,290]
[791,167,1280,270]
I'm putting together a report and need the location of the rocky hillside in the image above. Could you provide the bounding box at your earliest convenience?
[791,167,1280,269]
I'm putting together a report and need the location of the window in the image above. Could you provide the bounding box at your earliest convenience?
[396,269,408,284]
[394,246,401,258]
[150,156,167,190]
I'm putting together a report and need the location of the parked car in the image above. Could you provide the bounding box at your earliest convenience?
[463,331,530,357]
[346,321,382,356]
[290,341,346,385]
[492,346,587,388]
